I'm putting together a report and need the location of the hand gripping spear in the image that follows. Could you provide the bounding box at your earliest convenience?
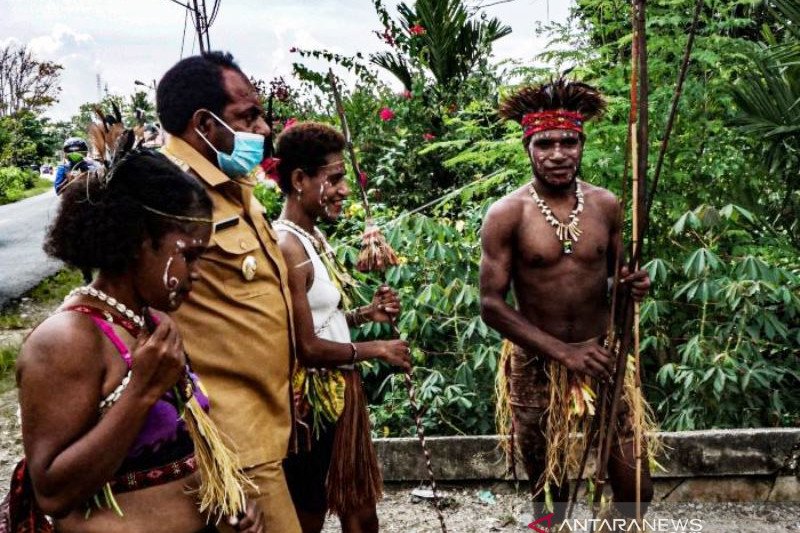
[327,69,448,533]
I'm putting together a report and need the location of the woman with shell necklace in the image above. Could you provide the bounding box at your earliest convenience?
[13,147,262,532]
[273,122,411,533]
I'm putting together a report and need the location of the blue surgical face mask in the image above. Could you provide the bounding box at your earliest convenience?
[195,111,265,177]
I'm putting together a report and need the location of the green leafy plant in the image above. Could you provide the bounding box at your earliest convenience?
[645,204,799,429]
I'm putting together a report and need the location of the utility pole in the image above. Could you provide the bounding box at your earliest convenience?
[190,0,211,53]
[169,0,218,55]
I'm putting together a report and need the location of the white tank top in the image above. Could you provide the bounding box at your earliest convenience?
[276,223,351,345]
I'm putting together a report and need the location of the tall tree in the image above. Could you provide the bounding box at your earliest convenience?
[0,43,63,117]
[371,0,511,94]
[731,0,800,240]
[126,90,156,126]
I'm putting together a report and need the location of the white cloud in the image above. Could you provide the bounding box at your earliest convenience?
[1,0,573,121]
[28,24,94,59]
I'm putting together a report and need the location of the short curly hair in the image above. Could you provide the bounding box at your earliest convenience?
[45,150,212,275]
[274,122,346,194]
[156,51,243,135]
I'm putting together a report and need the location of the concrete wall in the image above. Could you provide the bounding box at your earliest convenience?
[374,428,800,502]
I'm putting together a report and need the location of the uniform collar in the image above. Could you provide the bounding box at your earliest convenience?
[162,135,230,188]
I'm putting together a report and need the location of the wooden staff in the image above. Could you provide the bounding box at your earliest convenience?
[572,0,702,520]
[327,70,372,219]
[327,69,448,533]
[591,0,648,516]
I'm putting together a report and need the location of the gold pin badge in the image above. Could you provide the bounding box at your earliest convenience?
[241,255,257,281]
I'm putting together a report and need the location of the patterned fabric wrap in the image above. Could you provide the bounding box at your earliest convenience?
[522,110,585,138]
[110,453,197,494]
[0,460,54,533]
[293,367,347,437]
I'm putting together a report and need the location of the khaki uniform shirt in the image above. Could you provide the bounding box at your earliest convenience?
[162,136,295,467]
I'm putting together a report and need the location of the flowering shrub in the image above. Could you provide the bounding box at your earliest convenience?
[379,107,396,121]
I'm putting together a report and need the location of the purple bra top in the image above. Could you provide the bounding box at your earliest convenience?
[87,314,209,471]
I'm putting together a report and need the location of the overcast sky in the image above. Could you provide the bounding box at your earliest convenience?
[1,0,571,122]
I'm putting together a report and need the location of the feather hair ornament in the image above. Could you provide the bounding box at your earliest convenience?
[498,76,607,129]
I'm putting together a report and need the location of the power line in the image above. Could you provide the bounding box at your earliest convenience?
[168,0,216,55]
[166,0,191,9]
[180,7,189,58]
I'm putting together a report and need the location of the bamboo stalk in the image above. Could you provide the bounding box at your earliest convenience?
[591,0,649,517]
[326,68,447,533]
[634,303,642,521]
[328,69,372,219]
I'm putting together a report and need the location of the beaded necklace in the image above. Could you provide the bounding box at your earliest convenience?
[66,286,145,329]
[274,219,325,252]
[274,218,357,309]
[528,180,585,255]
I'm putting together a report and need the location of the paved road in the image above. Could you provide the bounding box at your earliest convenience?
[0,190,62,307]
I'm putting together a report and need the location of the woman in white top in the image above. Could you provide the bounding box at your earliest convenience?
[274,122,411,533]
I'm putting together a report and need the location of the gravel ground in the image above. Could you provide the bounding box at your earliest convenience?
[325,485,800,533]
[2,387,799,533]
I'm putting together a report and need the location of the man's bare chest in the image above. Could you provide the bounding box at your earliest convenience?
[515,203,611,269]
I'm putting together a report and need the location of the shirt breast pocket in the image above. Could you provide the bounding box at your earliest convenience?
[210,226,271,300]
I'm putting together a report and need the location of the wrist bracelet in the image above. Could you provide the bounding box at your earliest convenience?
[349,342,358,365]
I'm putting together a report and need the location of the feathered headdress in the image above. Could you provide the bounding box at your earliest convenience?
[499,77,607,140]
[88,102,125,166]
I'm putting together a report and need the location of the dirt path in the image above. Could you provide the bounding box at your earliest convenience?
[0,389,20,488]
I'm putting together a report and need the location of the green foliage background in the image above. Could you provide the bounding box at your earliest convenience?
[263,0,799,436]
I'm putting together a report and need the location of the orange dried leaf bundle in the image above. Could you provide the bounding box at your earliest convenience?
[356,222,398,273]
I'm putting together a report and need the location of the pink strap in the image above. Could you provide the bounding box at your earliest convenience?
[89,316,133,368]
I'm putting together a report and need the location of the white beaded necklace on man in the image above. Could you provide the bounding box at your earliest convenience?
[66,286,145,329]
[528,180,585,255]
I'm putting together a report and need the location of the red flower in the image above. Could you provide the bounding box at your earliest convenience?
[284,117,297,130]
[409,24,426,36]
[260,157,281,182]
[423,133,436,141]
[358,171,368,188]
[379,107,395,121]
[401,90,413,100]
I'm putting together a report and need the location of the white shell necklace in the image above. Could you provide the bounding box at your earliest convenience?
[274,219,326,252]
[529,180,585,255]
[66,286,145,329]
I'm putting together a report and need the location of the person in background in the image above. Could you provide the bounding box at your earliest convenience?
[54,137,98,195]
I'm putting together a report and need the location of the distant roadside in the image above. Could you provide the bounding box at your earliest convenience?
[0,269,82,393]
[0,167,52,206]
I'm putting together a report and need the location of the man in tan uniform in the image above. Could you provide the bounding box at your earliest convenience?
[156,51,300,533]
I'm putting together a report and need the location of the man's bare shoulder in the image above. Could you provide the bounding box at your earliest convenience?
[581,181,620,218]
[484,185,530,228]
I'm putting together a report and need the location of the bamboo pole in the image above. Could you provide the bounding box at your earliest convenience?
[591,0,648,517]
[328,70,372,219]
[327,69,448,533]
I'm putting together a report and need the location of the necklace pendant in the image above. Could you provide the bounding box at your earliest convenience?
[562,240,574,255]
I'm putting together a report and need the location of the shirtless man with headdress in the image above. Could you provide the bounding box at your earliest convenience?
[479,78,655,521]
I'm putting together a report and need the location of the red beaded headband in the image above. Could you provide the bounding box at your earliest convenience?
[521,110,585,139]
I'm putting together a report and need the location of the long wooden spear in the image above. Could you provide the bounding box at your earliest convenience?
[590,0,648,516]
[327,70,448,533]
[587,0,704,518]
